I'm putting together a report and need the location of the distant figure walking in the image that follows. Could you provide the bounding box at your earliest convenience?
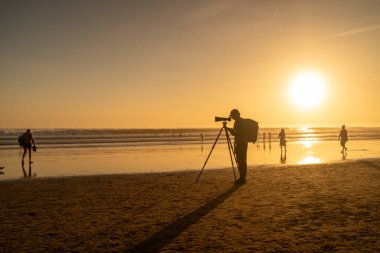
[256,132,260,147]
[20,129,36,165]
[269,132,272,149]
[263,131,266,150]
[279,128,286,152]
[338,125,348,153]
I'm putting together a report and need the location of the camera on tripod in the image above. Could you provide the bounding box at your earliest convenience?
[215,116,231,122]
[196,115,237,183]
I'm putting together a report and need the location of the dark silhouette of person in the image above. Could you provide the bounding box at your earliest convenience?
[256,132,260,147]
[338,125,348,153]
[21,129,36,165]
[279,128,286,152]
[227,109,248,184]
[263,131,266,149]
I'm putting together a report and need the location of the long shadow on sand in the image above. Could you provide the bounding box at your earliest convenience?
[125,183,242,253]
[360,159,380,170]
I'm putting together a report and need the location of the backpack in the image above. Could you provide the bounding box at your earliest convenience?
[245,119,259,143]
[18,134,25,147]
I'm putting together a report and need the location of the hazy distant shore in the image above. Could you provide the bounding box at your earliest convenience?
[1,159,379,252]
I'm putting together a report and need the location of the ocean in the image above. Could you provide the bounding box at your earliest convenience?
[1,127,380,180]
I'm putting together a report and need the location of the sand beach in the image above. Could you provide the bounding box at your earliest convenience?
[0,159,379,252]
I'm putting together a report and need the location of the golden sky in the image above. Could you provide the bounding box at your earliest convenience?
[1,0,379,128]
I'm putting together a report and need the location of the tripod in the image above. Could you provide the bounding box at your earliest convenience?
[196,121,237,183]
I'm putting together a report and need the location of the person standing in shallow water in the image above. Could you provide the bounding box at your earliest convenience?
[21,129,36,165]
[227,109,248,184]
[279,128,286,152]
[263,131,266,149]
[338,125,348,153]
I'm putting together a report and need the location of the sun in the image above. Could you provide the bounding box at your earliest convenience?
[288,71,327,109]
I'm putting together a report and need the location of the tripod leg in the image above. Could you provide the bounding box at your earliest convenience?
[195,126,224,183]
[226,132,236,162]
[224,128,237,181]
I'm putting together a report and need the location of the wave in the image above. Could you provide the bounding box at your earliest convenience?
[1,127,380,148]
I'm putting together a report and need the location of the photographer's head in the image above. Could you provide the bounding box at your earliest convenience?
[229,109,240,120]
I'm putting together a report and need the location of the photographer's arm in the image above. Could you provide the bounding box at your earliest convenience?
[227,127,235,136]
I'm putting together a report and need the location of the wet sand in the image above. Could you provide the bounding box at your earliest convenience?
[2,139,380,180]
[0,159,379,252]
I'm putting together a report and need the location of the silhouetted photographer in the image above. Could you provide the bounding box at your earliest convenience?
[196,109,258,184]
[227,109,249,184]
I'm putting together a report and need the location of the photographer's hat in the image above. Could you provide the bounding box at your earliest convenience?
[230,109,240,117]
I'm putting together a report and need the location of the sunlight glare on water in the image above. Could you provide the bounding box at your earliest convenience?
[1,127,380,180]
[299,140,317,149]
[298,156,322,165]
[296,129,321,164]
[297,126,313,133]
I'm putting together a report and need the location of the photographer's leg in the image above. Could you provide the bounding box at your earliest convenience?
[28,147,32,163]
[240,143,248,180]
[22,147,27,164]
[235,143,247,183]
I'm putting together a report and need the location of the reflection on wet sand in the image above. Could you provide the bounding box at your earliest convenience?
[1,139,380,180]
[297,140,321,164]
[342,149,347,160]
[22,162,36,178]
[280,151,286,164]
[298,156,321,165]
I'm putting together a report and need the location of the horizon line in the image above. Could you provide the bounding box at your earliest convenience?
[1,124,380,130]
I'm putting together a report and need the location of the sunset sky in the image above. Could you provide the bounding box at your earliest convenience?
[1,0,379,128]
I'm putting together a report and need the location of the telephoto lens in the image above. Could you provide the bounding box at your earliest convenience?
[215,116,231,122]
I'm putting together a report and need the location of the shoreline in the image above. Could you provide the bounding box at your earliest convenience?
[0,157,378,183]
[1,159,379,252]
[1,139,380,181]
